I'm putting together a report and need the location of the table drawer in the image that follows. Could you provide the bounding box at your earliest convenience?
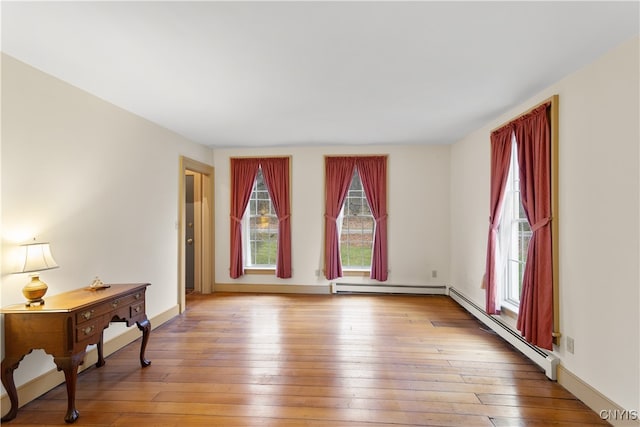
[76,304,111,324]
[108,291,144,311]
[130,302,145,318]
[75,320,103,343]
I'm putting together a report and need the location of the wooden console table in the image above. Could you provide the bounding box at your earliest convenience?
[1,283,151,423]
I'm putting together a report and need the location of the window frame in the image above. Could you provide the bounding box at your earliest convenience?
[339,168,375,272]
[499,139,532,313]
[243,166,278,272]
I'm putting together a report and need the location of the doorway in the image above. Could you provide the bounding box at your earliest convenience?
[185,173,196,294]
[179,157,214,313]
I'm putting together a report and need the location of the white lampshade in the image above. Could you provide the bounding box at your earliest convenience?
[16,242,59,306]
[19,242,59,273]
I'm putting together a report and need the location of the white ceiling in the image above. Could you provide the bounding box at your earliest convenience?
[2,1,638,148]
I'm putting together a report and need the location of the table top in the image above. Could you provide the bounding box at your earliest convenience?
[0,283,150,314]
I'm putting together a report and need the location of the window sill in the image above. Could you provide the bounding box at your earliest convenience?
[244,268,275,275]
[342,269,371,277]
[499,303,519,330]
[500,302,519,319]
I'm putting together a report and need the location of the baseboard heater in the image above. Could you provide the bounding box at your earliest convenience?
[448,287,559,380]
[331,282,448,295]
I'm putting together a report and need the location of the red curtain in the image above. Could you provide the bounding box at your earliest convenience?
[356,156,388,281]
[229,158,260,279]
[485,126,514,315]
[514,103,553,350]
[261,157,292,278]
[324,157,356,280]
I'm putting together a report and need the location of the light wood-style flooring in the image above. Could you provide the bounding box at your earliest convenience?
[6,293,607,426]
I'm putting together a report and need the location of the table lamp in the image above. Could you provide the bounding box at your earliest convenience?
[16,241,59,306]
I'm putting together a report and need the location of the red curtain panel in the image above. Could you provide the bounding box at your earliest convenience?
[514,103,554,350]
[356,156,388,281]
[261,157,292,278]
[485,126,514,315]
[324,157,356,280]
[229,158,260,278]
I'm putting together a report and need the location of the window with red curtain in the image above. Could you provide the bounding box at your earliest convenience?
[230,157,291,279]
[485,99,557,350]
[324,156,388,281]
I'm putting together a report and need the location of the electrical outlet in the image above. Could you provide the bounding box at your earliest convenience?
[567,336,575,354]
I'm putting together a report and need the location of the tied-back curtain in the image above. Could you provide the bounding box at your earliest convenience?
[229,158,260,278]
[324,157,356,280]
[356,156,388,281]
[514,103,553,350]
[261,157,292,278]
[485,126,514,315]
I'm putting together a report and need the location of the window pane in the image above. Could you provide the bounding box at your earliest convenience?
[499,141,528,308]
[519,221,532,264]
[340,170,374,269]
[245,167,278,267]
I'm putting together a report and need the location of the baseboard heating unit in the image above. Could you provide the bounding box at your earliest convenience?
[331,283,448,295]
[448,287,559,380]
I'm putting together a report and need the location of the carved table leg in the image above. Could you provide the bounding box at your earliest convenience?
[1,355,24,422]
[136,317,152,367]
[54,352,85,424]
[95,331,106,368]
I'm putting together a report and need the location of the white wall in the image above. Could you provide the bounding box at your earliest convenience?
[1,54,213,395]
[212,144,451,289]
[450,37,640,411]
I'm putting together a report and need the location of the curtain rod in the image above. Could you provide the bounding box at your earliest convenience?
[491,95,558,135]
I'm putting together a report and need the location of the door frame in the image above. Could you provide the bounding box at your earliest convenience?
[178,156,214,313]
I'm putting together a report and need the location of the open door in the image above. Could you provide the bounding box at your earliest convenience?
[185,173,196,294]
[179,157,214,313]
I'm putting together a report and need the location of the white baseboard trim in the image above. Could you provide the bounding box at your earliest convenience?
[214,283,330,294]
[331,283,448,295]
[0,304,179,415]
[557,365,640,426]
[448,287,558,380]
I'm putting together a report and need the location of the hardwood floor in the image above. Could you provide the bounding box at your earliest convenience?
[6,293,607,426]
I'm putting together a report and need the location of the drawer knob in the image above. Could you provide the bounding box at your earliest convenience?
[112,300,120,308]
[135,293,141,300]
[81,310,94,320]
[133,306,141,313]
[83,326,95,336]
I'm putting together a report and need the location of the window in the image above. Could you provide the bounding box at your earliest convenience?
[498,140,532,310]
[324,155,388,281]
[244,167,278,268]
[230,157,291,279]
[339,169,374,269]
[485,96,558,350]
